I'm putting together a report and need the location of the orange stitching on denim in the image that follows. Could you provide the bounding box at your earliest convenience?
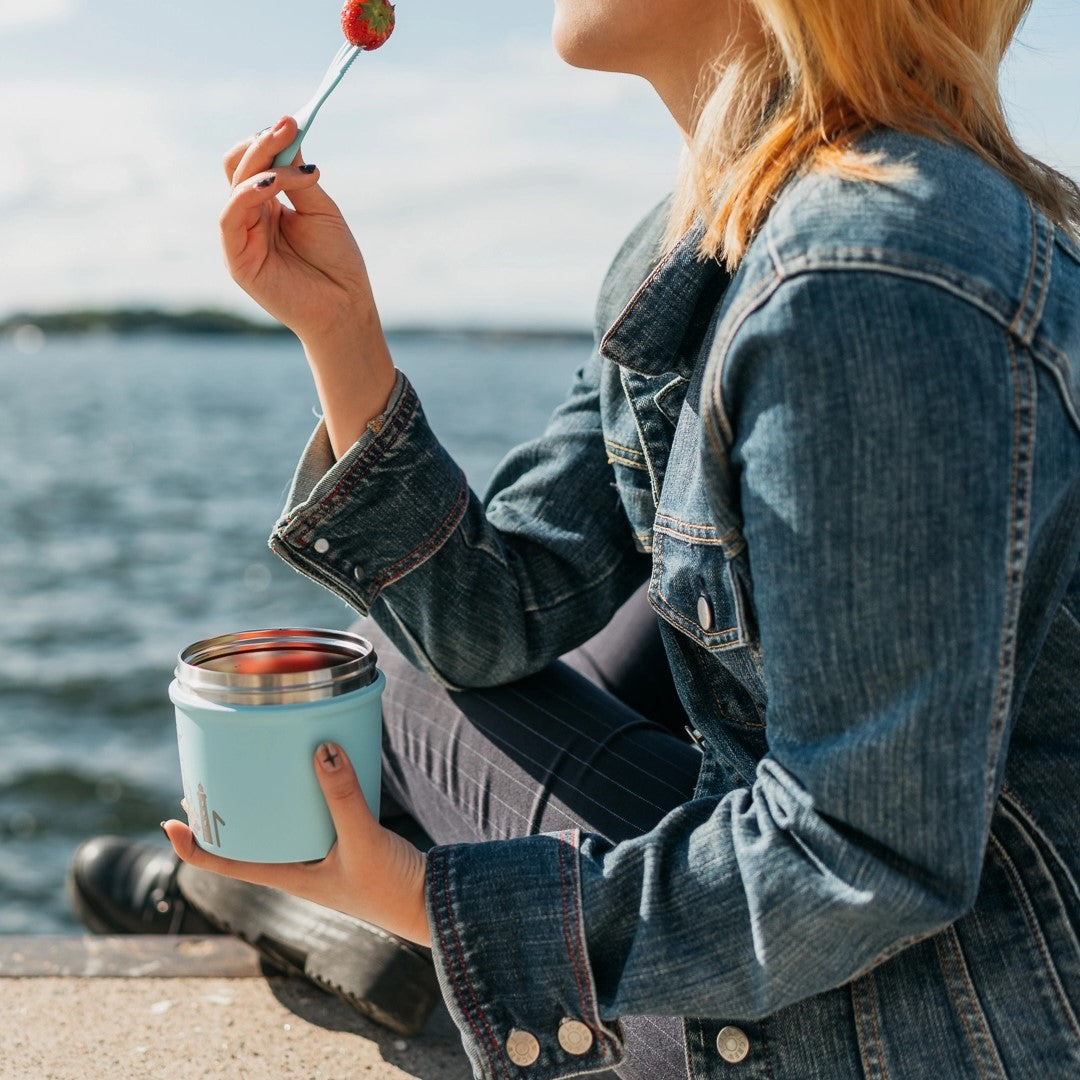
[434,851,509,1080]
[317,388,418,515]
[851,975,891,1080]
[654,512,721,532]
[651,538,744,648]
[654,512,744,546]
[600,239,683,353]
[653,523,728,546]
[935,927,1007,1079]
[559,834,590,1024]
[607,453,648,471]
[604,439,645,458]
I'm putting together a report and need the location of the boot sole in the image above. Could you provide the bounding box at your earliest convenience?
[177,864,441,1036]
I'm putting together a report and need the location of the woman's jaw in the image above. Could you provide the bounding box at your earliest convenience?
[551,0,765,132]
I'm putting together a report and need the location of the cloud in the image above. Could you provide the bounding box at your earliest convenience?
[0,0,78,32]
[2,50,681,326]
[3,26,1076,328]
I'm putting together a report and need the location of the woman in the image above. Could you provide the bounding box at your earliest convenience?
[155,1,1078,1077]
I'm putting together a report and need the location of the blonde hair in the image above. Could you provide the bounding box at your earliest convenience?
[666,0,1080,267]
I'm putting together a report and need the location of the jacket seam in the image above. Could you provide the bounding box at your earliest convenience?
[1007,201,1041,343]
[982,339,1035,823]
[934,925,1008,1079]
[559,829,617,1059]
[604,438,646,459]
[1033,338,1080,435]
[434,850,509,1080]
[999,787,1080,903]
[1011,205,1054,348]
[987,832,1080,1041]
[559,832,592,1028]
[599,232,694,358]
[708,269,782,446]
[654,514,745,556]
[607,452,649,471]
[653,523,727,545]
[995,795,1080,947]
[851,972,891,1080]
[620,367,663,505]
[1062,599,1080,633]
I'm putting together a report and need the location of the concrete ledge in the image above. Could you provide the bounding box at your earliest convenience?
[0,934,264,978]
[1,936,472,1079]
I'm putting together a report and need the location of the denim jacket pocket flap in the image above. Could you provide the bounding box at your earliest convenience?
[649,521,751,651]
[654,374,690,426]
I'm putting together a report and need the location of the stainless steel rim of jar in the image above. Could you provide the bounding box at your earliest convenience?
[175,627,378,706]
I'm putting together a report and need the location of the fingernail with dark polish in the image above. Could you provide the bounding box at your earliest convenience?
[299,163,317,174]
[318,742,343,771]
[256,175,276,189]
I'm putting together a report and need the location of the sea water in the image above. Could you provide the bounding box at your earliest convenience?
[0,329,582,933]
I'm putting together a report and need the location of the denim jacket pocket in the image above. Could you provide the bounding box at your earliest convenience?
[649,517,751,651]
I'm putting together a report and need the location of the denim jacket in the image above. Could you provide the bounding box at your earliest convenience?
[270,130,1080,1080]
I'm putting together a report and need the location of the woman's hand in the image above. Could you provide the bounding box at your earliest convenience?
[161,742,432,948]
[220,117,397,456]
[220,117,377,347]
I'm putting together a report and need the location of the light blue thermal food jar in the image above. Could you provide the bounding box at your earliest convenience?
[169,628,384,863]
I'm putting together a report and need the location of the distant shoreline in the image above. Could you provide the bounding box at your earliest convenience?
[0,307,593,345]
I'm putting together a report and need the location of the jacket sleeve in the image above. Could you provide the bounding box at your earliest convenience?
[268,344,649,689]
[423,268,1026,1080]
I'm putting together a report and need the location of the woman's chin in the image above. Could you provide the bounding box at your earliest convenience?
[551,17,609,71]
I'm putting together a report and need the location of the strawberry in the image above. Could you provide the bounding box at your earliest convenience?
[340,0,396,51]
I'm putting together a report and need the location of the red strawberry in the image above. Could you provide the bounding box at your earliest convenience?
[340,0,396,51]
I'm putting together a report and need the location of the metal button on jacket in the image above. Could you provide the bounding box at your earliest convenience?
[717,1026,750,1064]
[557,1018,594,1055]
[697,593,714,630]
[506,1029,541,1067]
[313,537,330,554]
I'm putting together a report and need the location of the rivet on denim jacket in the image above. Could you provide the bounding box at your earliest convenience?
[271,130,1080,1080]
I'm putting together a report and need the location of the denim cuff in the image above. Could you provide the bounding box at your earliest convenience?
[426,833,623,1080]
[269,371,469,616]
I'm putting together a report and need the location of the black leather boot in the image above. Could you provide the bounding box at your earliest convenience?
[66,836,442,1036]
[67,835,220,935]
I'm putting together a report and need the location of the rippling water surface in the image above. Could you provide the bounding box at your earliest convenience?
[0,330,578,933]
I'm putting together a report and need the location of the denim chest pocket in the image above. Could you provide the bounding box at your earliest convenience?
[649,517,753,651]
[647,364,755,653]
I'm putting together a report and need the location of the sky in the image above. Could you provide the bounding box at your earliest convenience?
[1,0,1078,329]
